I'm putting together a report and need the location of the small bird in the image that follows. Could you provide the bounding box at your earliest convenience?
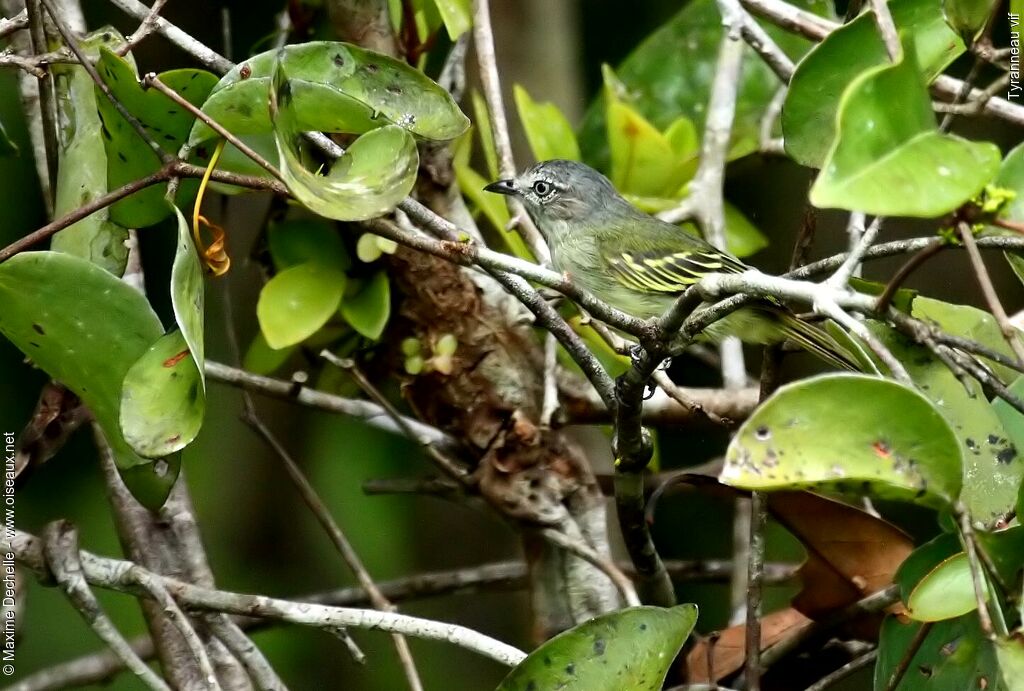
[484,159,855,369]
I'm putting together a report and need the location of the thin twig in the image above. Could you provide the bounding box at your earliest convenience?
[0,9,27,39]
[956,504,994,638]
[204,360,460,452]
[803,649,878,691]
[0,160,282,263]
[118,0,168,55]
[875,239,944,312]
[868,0,900,61]
[40,0,172,163]
[142,72,284,181]
[10,557,796,691]
[203,614,288,691]
[125,566,222,690]
[24,0,58,200]
[320,351,471,483]
[471,0,549,263]
[959,222,1024,366]
[538,528,641,607]
[11,527,529,667]
[828,217,882,288]
[743,491,767,690]
[883,622,932,691]
[41,521,171,691]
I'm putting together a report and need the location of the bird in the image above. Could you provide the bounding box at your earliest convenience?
[484,159,856,370]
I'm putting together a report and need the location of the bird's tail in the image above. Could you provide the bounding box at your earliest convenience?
[760,306,861,371]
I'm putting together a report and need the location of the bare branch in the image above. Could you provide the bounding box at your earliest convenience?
[11,528,529,667]
[204,360,461,454]
[41,521,171,691]
[959,222,1024,366]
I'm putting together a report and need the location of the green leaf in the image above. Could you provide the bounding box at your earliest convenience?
[783,0,965,167]
[578,0,833,166]
[722,373,963,507]
[913,296,1020,383]
[996,636,1024,691]
[907,552,981,622]
[242,331,296,375]
[722,203,768,258]
[0,252,177,507]
[171,208,205,387]
[267,219,350,271]
[943,0,997,42]
[470,90,499,180]
[604,68,695,198]
[120,330,205,458]
[866,316,1022,525]
[810,45,1000,217]
[340,271,391,340]
[432,0,471,39]
[94,48,217,227]
[51,31,129,274]
[257,263,346,349]
[990,141,1024,286]
[897,536,966,622]
[513,84,581,162]
[874,614,999,690]
[495,604,698,691]
[271,61,419,221]
[190,42,469,145]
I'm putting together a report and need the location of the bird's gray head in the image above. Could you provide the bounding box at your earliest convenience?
[484,160,623,232]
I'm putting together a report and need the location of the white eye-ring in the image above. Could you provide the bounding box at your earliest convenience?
[532,180,553,197]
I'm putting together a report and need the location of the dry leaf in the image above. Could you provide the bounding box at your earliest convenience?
[686,608,812,683]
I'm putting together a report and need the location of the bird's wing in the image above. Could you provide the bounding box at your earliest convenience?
[597,224,747,294]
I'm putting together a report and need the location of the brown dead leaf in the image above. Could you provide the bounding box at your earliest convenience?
[768,491,911,624]
[686,608,812,683]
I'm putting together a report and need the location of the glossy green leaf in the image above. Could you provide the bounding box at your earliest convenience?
[433,0,471,39]
[866,317,1021,526]
[722,373,963,507]
[271,62,419,221]
[783,0,965,167]
[242,331,296,375]
[95,48,216,227]
[913,296,1020,383]
[257,263,346,349]
[267,219,349,271]
[605,68,694,198]
[997,636,1024,691]
[120,330,205,457]
[874,614,999,690]
[340,271,391,340]
[810,46,1000,217]
[171,208,205,389]
[943,0,997,42]
[907,552,981,622]
[513,84,581,162]
[578,0,833,166]
[896,533,961,601]
[495,604,698,691]
[52,31,128,274]
[990,141,1024,286]
[190,42,469,145]
[0,252,177,507]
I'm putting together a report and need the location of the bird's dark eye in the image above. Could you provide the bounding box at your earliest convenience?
[532,180,553,197]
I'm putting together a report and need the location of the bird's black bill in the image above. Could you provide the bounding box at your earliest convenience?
[483,179,516,196]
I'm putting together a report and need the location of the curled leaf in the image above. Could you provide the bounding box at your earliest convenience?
[271,58,418,221]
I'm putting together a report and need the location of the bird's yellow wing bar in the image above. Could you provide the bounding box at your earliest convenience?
[603,248,745,294]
